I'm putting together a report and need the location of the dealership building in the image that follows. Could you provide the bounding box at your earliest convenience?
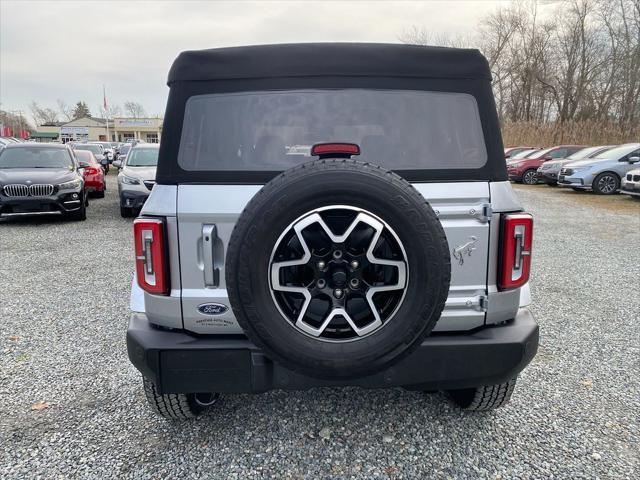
[32,116,162,143]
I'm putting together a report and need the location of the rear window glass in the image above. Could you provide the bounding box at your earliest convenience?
[178,89,487,172]
[75,144,102,155]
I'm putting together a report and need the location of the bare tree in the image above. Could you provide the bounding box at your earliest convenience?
[97,104,122,119]
[0,109,35,133]
[399,26,473,48]
[123,101,146,118]
[57,99,73,121]
[29,101,59,126]
[400,0,640,141]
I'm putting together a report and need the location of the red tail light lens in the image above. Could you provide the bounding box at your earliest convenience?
[311,142,361,157]
[499,213,533,291]
[133,218,169,295]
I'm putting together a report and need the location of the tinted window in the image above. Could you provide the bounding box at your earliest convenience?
[567,146,611,160]
[592,144,640,160]
[550,149,568,158]
[127,148,158,166]
[0,147,73,169]
[75,150,97,165]
[511,149,538,159]
[178,89,488,172]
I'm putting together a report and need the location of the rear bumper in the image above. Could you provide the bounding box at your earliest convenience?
[127,309,539,394]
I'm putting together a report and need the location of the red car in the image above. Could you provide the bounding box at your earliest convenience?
[507,145,586,185]
[74,149,105,198]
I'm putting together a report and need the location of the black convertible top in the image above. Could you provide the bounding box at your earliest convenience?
[167,43,491,84]
[158,43,506,184]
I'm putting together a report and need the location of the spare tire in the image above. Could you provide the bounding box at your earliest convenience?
[225,160,450,379]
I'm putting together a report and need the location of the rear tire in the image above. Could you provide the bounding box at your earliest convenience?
[142,377,219,420]
[95,189,105,199]
[446,377,517,411]
[592,172,620,195]
[522,169,538,185]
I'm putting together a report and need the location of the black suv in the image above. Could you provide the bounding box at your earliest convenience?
[0,143,87,220]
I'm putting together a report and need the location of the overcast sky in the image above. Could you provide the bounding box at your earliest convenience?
[2,0,518,121]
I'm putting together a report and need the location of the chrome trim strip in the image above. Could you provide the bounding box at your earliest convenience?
[0,211,62,217]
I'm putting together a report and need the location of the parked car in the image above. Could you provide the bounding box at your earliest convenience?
[126,43,538,420]
[507,145,586,185]
[114,144,158,217]
[0,143,86,220]
[537,145,614,186]
[73,143,109,173]
[558,143,640,194]
[115,143,131,163]
[74,149,105,198]
[621,168,640,198]
[504,146,536,159]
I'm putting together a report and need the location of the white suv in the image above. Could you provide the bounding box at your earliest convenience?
[114,144,159,217]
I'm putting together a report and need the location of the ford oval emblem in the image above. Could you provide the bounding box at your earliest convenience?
[197,303,229,316]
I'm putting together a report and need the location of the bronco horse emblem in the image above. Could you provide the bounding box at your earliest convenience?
[452,236,478,266]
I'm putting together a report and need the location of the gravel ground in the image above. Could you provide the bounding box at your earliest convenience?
[1,176,639,479]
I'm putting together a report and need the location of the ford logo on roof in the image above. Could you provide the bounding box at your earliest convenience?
[197,303,229,316]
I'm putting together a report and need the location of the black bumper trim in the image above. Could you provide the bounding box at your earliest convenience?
[127,309,539,394]
[0,192,84,216]
[120,190,149,209]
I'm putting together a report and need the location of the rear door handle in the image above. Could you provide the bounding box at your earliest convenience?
[202,224,220,287]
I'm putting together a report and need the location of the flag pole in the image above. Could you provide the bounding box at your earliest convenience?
[103,85,110,141]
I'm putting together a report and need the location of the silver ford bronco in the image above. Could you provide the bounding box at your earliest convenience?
[126,43,538,420]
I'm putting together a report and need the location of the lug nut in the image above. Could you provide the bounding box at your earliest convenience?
[317,279,326,289]
[317,261,326,270]
[349,278,360,288]
[333,250,343,259]
[333,288,343,299]
[350,260,359,269]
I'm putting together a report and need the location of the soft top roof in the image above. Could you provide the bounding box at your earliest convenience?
[168,43,491,84]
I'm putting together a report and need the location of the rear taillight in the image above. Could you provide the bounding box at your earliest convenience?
[133,218,169,295]
[499,213,533,291]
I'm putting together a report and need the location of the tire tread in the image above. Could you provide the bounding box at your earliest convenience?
[449,378,517,411]
[142,377,200,420]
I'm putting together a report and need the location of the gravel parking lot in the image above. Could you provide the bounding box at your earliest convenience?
[1,176,638,479]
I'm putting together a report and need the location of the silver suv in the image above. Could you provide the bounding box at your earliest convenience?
[126,44,539,420]
[114,144,158,217]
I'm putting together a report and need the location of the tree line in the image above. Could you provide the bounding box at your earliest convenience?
[27,100,148,126]
[402,0,639,130]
